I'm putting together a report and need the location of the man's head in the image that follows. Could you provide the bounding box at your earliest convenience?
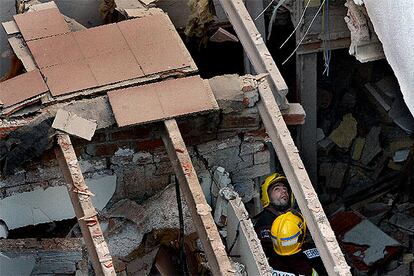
[260,173,292,209]
[268,181,289,209]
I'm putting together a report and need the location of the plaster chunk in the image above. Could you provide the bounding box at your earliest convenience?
[0,174,116,230]
[329,113,357,149]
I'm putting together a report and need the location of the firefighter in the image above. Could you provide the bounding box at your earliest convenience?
[255,173,325,276]
[255,173,295,256]
[269,211,323,276]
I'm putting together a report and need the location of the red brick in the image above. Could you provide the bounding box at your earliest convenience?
[109,127,152,142]
[133,139,164,151]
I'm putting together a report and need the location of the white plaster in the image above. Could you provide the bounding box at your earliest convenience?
[0,174,116,230]
[0,254,35,276]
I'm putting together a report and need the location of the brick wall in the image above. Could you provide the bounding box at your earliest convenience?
[0,75,271,205]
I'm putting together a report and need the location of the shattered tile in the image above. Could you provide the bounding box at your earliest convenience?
[108,76,218,127]
[108,85,165,127]
[86,49,144,86]
[0,69,48,107]
[156,77,217,117]
[42,61,98,96]
[117,14,194,75]
[131,40,192,75]
[73,23,129,58]
[52,109,97,141]
[13,8,69,41]
[27,33,84,68]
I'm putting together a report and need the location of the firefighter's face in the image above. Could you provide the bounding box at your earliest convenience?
[268,182,289,207]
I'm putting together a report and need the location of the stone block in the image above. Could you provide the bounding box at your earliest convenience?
[154,161,174,176]
[209,74,244,114]
[254,150,270,165]
[240,141,265,156]
[197,136,241,155]
[132,151,153,165]
[111,148,135,165]
[232,163,271,182]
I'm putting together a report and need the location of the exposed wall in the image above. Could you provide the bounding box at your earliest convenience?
[0,75,271,230]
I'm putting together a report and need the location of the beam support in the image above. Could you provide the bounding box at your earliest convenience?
[296,53,318,184]
[55,134,115,276]
[257,80,351,275]
[218,0,289,109]
[161,119,235,276]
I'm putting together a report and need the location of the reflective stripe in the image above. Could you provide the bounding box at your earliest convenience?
[312,268,319,276]
[272,269,295,276]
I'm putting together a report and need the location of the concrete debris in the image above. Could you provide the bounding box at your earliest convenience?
[393,149,410,163]
[360,126,382,165]
[0,255,36,276]
[105,184,194,258]
[210,27,239,43]
[52,109,97,141]
[329,113,357,149]
[351,137,365,161]
[316,128,325,142]
[126,247,159,275]
[0,174,116,230]
[0,238,85,275]
[0,220,8,238]
[388,213,414,233]
[344,0,385,63]
[331,211,401,272]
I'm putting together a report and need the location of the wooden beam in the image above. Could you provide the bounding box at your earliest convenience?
[161,119,235,275]
[218,0,289,109]
[257,80,351,276]
[224,189,272,275]
[55,134,115,276]
[297,37,351,54]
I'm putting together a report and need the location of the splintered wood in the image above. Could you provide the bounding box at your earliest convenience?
[161,119,235,275]
[55,134,115,276]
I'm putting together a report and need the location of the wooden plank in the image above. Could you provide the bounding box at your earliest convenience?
[218,0,289,109]
[55,134,115,276]
[161,119,235,275]
[297,37,351,54]
[225,189,272,275]
[256,80,351,276]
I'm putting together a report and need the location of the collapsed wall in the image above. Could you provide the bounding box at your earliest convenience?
[0,74,272,273]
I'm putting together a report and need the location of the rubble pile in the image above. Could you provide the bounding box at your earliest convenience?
[317,61,414,274]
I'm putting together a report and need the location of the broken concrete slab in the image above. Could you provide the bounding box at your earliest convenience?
[105,184,195,258]
[52,109,97,141]
[329,113,357,149]
[0,238,85,275]
[0,174,116,230]
[360,126,382,165]
[331,211,401,272]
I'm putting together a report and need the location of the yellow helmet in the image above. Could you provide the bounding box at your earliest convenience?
[260,173,294,208]
[270,211,306,256]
